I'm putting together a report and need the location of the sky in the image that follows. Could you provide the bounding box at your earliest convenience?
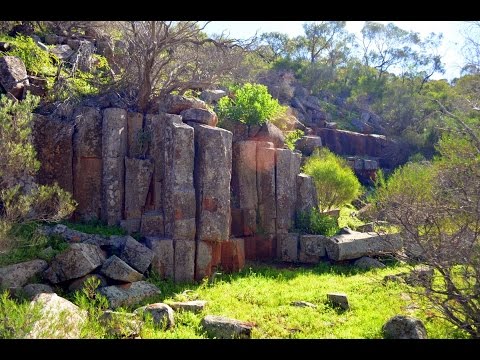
[204,21,470,81]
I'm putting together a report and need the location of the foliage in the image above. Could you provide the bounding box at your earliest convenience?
[302,148,362,211]
[373,128,480,338]
[61,220,126,237]
[216,83,286,126]
[337,205,365,230]
[0,35,57,77]
[284,129,304,150]
[295,207,339,236]
[0,291,42,338]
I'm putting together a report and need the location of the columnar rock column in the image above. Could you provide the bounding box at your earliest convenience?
[101,108,127,226]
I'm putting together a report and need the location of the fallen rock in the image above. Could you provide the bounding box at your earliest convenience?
[290,301,317,309]
[0,259,48,289]
[253,122,285,149]
[168,300,207,314]
[68,274,108,293]
[0,56,29,99]
[298,234,327,263]
[277,233,299,262]
[49,44,74,60]
[134,303,175,329]
[327,293,349,310]
[200,89,227,104]
[119,236,154,274]
[100,255,144,283]
[22,284,54,300]
[43,243,105,284]
[98,281,161,309]
[295,136,322,156]
[100,310,143,338]
[325,231,402,261]
[182,107,218,126]
[383,315,427,339]
[201,315,253,339]
[26,293,87,339]
[159,94,207,114]
[353,256,386,270]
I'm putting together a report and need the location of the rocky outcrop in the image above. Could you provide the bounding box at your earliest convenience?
[294,135,322,156]
[182,108,218,127]
[256,142,276,235]
[277,233,299,262]
[200,89,226,104]
[174,240,195,283]
[252,122,285,148]
[195,240,221,282]
[124,158,153,220]
[0,56,29,99]
[159,94,207,114]
[298,234,327,263]
[0,260,48,289]
[201,315,253,339]
[221,238,245,273]
[119,236,154,274]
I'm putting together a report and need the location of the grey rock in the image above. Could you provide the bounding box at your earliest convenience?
[325,231,403,261]
[140,211,164,237]
[119,236,154,274]
[26,293,87,339]
[182,108,218,126]
[101,255,143,283]
[134,303,175,329]
[296,173,318,216]
[290,301,317,308]
[327,292,349,310]
[68,274,107,293]
[383,315,427,339]
[43,243,105,284]
[99,310,143,338]
[299,234,327,263]
[405,266,434,286]
[174,240,195,283]
[124,157,153,220]
[50,44,74,60]
[0,259,48,289]
[98,281,161,309]
[277,233,299,262]
[22,284,54,300]
[201,315,253,339]
[159,94,207,114]
[295,136,323,156]
[253,122,285,149]
[200,89,227,103]
[120,218,141,234]
[0,56,29,99]
[145,237,174,280]
[168,300,207,313]
[353,256,386,269]
[44,34,61,45]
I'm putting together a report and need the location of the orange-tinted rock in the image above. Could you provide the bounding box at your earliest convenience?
[195,241,222,281]
[230,208,256,237]
[221,239,245,273]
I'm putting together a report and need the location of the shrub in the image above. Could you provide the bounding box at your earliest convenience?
[296,207,339,237]
[216,83,286,126]
[302,148,362,211]
[284,129,304,150]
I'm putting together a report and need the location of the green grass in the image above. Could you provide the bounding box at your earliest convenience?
[337,204,365,230]
[61,220,126,237]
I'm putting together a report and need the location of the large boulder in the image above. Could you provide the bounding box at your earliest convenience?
[201,315,253,339]
[158,94,207,114]
[0,260,48,289]
[119,236,154,274]
[72,106,103,220]
[124,157,153,220]
[68,274,107,293]
[383,315,427,339]
[43,243,105,284]
[252,122,285,149]
[353,256,386,269]
[100,255,143,283]
[26,293,87,339]
[0,56,29,99]
[298,234,327,263]
[192,124,232,242]
[49,44,74,60]
[200,89,227,104]
[98,281,161,309]
[22,283,54,300]
[134,303,175,330]
[182,108,218,127]
[325,231,402,261]
[295,136,322,156]
[33,114,74,193]
[145,237,174,280]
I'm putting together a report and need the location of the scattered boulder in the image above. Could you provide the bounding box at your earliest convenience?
[119,236,154,274]
[353,257,386,270]
[98,281,161,309]
[0,56,29,99]
[168,300,207,314]
[383,315,427,339]
[201,315,253,339]
[134,303,175,329]
[99,310,143,338]
[295,136,322,156]
[26,293,87,339]
[181,108,218,126]
[327,293,349,310]
[43,243,105,284]
[158,94,207,114]
[290,301,317,309]
[22,283,54,300]
[49,44,74,60]
[100,255,144,283]
[325,231,402,261]
[44,34,63,45]
[200,89,227,104]
[0,259,48,289]
[27,75,48,97]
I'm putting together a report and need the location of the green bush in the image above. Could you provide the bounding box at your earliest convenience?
[284,129,304,150]
[296,207,339,236]
[302,148,362,211]
[216,83,286,126]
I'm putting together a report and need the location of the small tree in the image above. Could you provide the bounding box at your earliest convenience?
[0,94,76,246]
[302,148,362,212]
[216,83,286,126]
